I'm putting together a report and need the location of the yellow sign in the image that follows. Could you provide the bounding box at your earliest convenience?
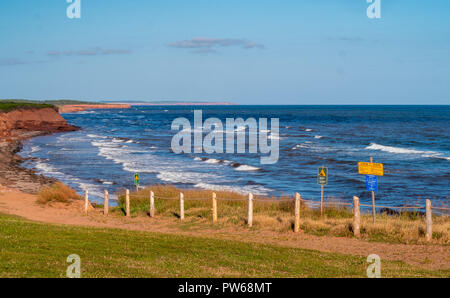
[358,162,384,176]
[319,169,327,177]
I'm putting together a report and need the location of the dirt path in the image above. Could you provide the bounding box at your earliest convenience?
[0,185,448,271]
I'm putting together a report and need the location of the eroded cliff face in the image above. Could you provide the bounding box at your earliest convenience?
[0,107,77,193]
[0,107,78,139]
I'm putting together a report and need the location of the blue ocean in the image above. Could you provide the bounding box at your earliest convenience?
[20,106,450,209]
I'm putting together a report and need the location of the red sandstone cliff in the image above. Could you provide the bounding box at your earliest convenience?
[0,107,78,139]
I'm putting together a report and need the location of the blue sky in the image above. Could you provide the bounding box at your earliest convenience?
[0,0,449,104]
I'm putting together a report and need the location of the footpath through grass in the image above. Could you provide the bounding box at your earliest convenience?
[0,213,447,278]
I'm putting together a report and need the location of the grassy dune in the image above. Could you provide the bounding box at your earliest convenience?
[0,213,447,278]
[115,185,449,245]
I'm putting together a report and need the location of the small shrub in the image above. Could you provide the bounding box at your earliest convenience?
[37,182,81,204]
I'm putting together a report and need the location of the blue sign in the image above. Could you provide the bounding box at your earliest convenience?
[366,175,378,191]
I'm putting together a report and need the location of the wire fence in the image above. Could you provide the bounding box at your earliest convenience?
[118,189,449,215]
[82,188,448,242]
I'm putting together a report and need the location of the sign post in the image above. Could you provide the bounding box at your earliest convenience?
[358,157,383,223]
[318,167,328,216]
[369,157,376,223]
[134,173,140,192]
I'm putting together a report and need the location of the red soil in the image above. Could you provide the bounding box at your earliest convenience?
[0,107,78,139]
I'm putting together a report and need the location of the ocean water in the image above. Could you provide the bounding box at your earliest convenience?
[20,105,450,209]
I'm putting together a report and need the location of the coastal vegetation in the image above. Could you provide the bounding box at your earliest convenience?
[116,185,449,245]
[37,182,81,204]
[0,101,54,112]
[0,99,102,108]
[0,212,446,278]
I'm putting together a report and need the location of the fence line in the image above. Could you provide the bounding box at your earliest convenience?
[431,206,450,211]
[79,188,448,242]
[125,192,448,211]
[359,203,424,210]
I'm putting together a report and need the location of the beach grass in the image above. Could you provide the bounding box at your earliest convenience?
[37,182,82,204]
[0,213,447,278]
[116,185,449,245]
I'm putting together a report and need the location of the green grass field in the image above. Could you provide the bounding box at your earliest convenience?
[0,213,447,278]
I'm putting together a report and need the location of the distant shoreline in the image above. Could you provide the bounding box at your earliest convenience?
[109,102,237,106]
[58,104,131,113]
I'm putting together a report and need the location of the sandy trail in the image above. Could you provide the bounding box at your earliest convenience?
[0,185,448,271]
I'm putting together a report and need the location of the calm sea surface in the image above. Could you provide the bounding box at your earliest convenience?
[21,105,450,209]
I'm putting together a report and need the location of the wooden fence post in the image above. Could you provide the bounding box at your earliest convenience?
[84,189,89,214]
[212,192,217,223]
[150,191,155,218]
[426,199,432,242]
[125,189,130,217]
[248,193,253,227]
[294,193,301,233]
[180,192,185,220]
[104,190,109,216]
[353,196,361,238]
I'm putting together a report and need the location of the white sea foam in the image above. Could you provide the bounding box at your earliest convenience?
[268,134,283,140]
[87,134,107,139]
[305,129,313,132]
[34,160,64,176]
[76,182,106,199]
[314,135,323,139]
[194,157,202,161]
[366,143,449,160]
[31,146,41,153]
[34,160,108,202]
[366,143,429,154]
[204,158,220,164]
[292,144,309,150]
[91,140,230,189]
[235,165,261,172]
[194,182,271,196]
[157,171,217,184]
